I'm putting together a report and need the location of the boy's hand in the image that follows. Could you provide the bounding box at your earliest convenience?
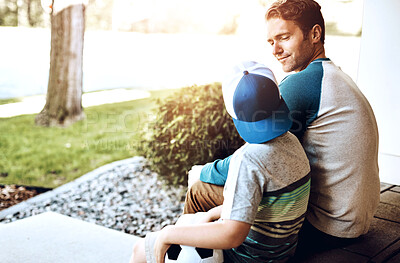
[154,228,171,263]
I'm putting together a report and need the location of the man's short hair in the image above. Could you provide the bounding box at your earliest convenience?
[266,0,325,44]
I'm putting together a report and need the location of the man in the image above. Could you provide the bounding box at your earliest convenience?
[185,0,380,259]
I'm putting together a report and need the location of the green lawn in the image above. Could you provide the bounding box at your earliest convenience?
[0,89,179,188]
[0,98,21,105]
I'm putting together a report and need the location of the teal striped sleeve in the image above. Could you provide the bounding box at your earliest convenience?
[199,155,232,186]
[280,60,324,140]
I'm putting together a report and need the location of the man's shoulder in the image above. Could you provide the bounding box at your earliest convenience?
[281,60,325,88]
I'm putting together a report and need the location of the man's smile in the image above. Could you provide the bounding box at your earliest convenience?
[277,55,290,63]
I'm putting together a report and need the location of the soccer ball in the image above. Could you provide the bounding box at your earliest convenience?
[165,244,223,263]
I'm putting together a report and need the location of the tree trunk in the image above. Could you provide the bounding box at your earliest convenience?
[35,4,85,127]
[27,0,33,26]
[15,0,19,26]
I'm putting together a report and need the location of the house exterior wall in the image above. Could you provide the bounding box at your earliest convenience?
[357,0,400,184]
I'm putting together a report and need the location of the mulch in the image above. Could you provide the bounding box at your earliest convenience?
[0,185,50,212]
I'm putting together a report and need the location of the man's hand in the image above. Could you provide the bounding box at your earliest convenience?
[188,165,204,188]
[177,206,222,226]
[194,212,214,224]
[176,212,213,225]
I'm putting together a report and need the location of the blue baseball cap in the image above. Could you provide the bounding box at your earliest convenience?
[222,61,292,144]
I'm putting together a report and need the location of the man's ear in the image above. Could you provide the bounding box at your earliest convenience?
[310,24,322,44]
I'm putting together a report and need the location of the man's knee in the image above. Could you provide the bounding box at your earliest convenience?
[187,179,206,197]
[184,180,224,214]
[184,180,203,214]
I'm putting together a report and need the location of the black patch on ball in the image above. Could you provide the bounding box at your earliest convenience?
[167,244,182,260]
[195,247,214,259]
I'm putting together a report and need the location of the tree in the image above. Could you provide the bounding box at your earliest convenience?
[26,0,44,27]
[35,1,86,127]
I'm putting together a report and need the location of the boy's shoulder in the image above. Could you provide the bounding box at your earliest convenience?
[230,132,310,190]
[238,132,304,160]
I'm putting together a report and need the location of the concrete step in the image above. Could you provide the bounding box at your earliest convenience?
[0,212,138,263]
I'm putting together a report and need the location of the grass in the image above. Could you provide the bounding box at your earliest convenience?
[0,89,180,188]
[0,98,21,105]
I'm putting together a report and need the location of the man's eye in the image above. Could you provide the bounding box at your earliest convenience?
[282,36,289,40]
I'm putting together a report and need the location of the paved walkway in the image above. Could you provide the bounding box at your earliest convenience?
[0,182,399,262]
[0,212,138,263]
[0,88,151,118]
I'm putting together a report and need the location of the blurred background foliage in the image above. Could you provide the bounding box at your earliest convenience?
[0,0,363,36]
[138,83,244,186]
[0,0,44,27]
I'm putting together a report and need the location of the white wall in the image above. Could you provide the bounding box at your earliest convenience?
[357,0,400,184]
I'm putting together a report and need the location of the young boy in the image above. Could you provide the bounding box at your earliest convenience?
[130,61,311,263]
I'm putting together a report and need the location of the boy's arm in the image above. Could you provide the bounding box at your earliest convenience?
[199,155,232,186]
[154,219,251,263]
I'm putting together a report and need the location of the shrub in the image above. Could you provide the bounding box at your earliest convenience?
[139,83,244,186]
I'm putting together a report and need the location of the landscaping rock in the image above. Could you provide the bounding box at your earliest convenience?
[0,157,186,238]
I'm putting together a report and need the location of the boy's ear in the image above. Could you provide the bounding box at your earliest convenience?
[310,24,322,44]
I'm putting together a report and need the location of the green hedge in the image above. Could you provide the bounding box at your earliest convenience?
[139,83,244,186]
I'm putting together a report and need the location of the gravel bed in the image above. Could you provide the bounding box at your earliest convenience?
[0,156,186,238]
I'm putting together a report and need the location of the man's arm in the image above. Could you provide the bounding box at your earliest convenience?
[154,219,251,262]
[279,67,322,140]
[199,155,232,185]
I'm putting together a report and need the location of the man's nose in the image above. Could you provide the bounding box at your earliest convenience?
[272,43,283,56]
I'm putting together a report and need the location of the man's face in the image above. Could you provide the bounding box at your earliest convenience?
[267,18,314,72]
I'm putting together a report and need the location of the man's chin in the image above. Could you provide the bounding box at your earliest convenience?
[281,63,300,73]
[281,65,293,73]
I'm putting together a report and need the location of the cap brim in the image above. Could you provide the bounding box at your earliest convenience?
[232,99,292,144]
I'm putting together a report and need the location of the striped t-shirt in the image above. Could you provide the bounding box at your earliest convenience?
[221,132,310,262]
